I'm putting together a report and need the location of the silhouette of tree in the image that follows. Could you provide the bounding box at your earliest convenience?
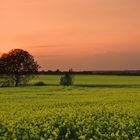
[0,49,40,87]
[60,69,74,86]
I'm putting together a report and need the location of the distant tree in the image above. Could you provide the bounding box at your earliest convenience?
[60,69,74,86]
[0,49,40,87]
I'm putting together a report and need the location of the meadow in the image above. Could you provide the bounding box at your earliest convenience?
[31,74,140,86]
[0,75,140,139]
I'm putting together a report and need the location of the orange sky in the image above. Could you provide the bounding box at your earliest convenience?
[0,0,140,70]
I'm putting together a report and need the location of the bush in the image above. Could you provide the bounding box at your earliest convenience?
[0,75,35,87]
[0,75,15,87]
[34,81,46,86]
[20,75,35,86]
[60,73,74,86]
[0,81,14,87]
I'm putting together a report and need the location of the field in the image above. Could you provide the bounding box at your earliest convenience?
[31,75,140,86]
[0,75,140,139]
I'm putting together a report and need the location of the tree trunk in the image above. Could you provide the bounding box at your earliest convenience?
[15,74,20,87]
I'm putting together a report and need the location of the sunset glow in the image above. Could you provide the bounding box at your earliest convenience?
[0,0,140,70]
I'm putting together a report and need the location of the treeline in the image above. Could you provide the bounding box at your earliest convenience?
[1,48,140,88]
[38,70,140,76]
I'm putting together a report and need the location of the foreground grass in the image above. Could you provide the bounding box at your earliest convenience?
[0,84,140,139]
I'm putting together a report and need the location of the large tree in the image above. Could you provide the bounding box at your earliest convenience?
[0,49,40,87]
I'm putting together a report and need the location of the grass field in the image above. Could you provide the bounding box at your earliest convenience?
[31,74,140,86]
[0,75,140,139]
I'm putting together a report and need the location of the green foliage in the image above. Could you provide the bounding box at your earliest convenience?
[19,75,35,86]
[0,49,39,87]
[60,73,74,86]
[0,75,15,87]
[0,75,35,87]
[0,81,140,139]
[34,81,46,86]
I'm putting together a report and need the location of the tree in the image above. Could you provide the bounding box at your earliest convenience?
[60,69,74,86]
[0,49,40,87]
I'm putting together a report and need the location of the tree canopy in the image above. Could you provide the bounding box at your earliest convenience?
[0,49,40,86]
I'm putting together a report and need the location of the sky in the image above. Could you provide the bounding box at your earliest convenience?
[0,0,140,70]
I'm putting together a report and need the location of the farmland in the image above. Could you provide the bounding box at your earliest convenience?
[31,74,140,86]
[0,75,140,139]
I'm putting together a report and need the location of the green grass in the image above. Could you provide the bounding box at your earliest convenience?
[0,75,140,139]
[31,74,140,85]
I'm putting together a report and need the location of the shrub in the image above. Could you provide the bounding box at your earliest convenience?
[34,81,46,86]
[0,80,14,87]
[0,75,15,87]
[0,75,35,87]
[60,73,74,86]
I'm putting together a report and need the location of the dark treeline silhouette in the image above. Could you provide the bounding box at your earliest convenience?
[38,70,140,76]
